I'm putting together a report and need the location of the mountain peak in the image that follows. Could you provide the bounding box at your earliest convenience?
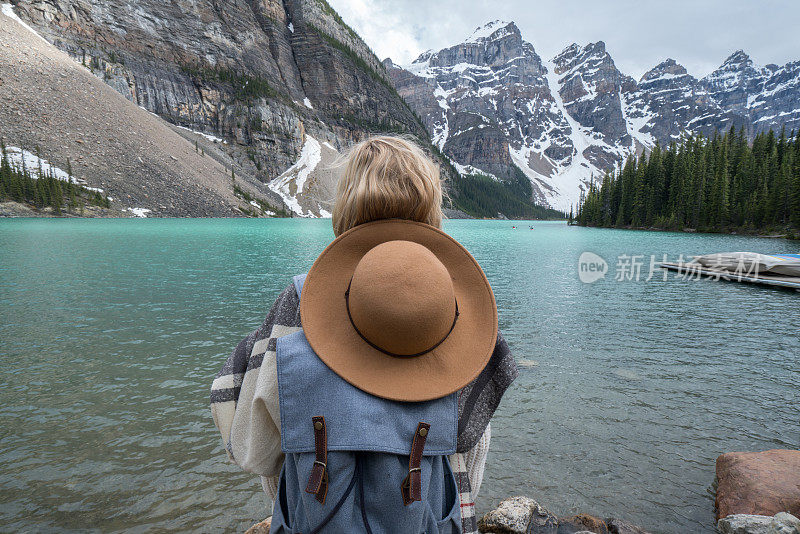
[553,41,609,64]
[589,40,607,53]
[553,43,581,63]
[411,49,435,64]
[641,58,689,82]
[721,49,752,69]
[464,20,519,44]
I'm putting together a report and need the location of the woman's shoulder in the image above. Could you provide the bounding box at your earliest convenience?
[265,280,302,332]
[455,330,518,452]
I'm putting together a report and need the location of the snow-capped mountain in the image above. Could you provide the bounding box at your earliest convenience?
[701,51,800,132]
[386,21,800,211]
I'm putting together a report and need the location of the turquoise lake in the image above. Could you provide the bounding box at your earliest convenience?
[1,218,798,533]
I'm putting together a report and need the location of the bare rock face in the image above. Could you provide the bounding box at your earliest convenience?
[702,51,766,111]
[551,41,634,149]
[12,0,428,216]
[0,10,264,217]
[716,449,800,520]
[624,58,744,143]
[387,21,586,211]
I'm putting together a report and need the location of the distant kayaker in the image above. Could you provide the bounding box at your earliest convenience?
[210,136,518,534]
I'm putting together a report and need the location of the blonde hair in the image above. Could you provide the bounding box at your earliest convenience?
[332,136,443,236]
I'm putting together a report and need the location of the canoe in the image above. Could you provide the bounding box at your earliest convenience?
[659,257,800,291]
[693,252,800,277]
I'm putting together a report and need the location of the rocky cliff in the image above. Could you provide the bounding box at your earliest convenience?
[387,21,800,212]
[0,5,271,217]
[10,0,429,216]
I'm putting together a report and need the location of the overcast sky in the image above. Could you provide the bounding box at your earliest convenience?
[327,0,799,80]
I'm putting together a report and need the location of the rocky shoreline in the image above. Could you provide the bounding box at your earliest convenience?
[477,496,798,534]
[244,449,800,534]
[570,222,800,241]
[0,201,127,218]
[477,496,651,534]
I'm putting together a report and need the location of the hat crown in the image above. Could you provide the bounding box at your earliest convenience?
[347,240,456,357]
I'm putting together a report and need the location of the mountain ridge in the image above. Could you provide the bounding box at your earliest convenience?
[8,0,432,217]
[0,7,273,217]
[5,6,799,218]
[387,21,800,211]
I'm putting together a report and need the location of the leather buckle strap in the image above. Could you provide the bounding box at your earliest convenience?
[305,416,329,504]
[401,422,430,506]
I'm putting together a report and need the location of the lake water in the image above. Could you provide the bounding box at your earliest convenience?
[1,219,798,533]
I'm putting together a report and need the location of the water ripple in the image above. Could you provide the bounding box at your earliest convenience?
[1,219,798,533]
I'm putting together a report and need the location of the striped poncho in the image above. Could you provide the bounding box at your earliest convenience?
[211,280,518,533]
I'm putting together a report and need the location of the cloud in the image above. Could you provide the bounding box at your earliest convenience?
[327,0,799,79]
[326,0,424,64]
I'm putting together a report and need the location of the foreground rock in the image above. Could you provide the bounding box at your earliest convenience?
[558,514,609,533]
[477,496,651,534]
[716,450,800,520]
[717,512,800,534]
[245,517,271,534]
[478,496,558,533]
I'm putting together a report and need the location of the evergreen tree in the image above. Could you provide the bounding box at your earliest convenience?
[576,128,799,235]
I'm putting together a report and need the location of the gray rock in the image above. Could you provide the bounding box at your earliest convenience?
[527,500,560,534]
[718,515,774,534]
[477,496,558,533]
[717,513,800,534]
[771,513,800,534]
[555,514,609,533]
[605,517,652,534]
[387,21,573,207]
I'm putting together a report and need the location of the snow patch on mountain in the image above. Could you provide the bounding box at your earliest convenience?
[464,20,514,43]
[450,158,498,180]
[619,93,656,150]
[536,61,604,210]
[4,146,105,193]
[268,135,322,217]
[127,207,151,217]
[176,125,225,144]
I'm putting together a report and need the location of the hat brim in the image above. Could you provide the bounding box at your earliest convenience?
[300,219,498,402]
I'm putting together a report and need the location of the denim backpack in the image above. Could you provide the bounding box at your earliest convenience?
[269,274,461,534]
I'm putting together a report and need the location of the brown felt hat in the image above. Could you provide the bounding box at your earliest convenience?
[300,219,498,402]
